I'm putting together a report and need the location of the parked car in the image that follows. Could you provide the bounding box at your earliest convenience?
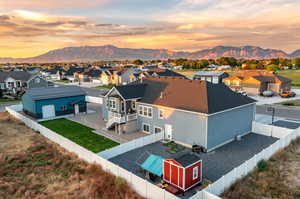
[262,90,274,97]
[238,91,248,96]
[279,91,296,98]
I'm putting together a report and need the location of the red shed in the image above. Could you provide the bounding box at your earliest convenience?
[163,154,202,191]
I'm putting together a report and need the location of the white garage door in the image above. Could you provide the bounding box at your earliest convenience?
[42,105,55,119]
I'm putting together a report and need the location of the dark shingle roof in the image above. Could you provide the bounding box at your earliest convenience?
[0,71,33,82]
[175,154,201,167]
[114,84,147,100]
[25,86,86,100]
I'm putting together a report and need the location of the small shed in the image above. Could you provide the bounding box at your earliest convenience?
[163,154,202,191]
[22,86,86,119]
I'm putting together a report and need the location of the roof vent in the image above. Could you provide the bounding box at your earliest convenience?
[160,92,164,99]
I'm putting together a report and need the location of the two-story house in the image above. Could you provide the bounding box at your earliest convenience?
[102,76,256,152]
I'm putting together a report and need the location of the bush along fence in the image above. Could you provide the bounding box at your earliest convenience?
[5,105,179,199]
[191,123,300,198]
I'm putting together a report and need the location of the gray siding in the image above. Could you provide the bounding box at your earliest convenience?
[28,76,48,89]
[207,104,255,151]
[137,103,208,148]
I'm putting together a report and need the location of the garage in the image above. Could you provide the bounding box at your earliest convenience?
[42,105,55,119]
[22,86,87,119]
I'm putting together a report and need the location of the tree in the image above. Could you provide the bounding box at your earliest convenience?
[266,64,279,71]
[132,59,144,65]
[292,58,300,68]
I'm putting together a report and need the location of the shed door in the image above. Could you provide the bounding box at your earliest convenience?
[42,105,55,119]
[74,104,79,114]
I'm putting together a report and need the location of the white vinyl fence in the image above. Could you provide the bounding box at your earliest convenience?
[191,125,300,198]
[6,105,179,199]
[98,132,164,159]
[86,96,103,104]
[252,121,293,138]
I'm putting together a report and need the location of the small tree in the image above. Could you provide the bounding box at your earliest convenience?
[266,64,279,71]
[132,59,144,65]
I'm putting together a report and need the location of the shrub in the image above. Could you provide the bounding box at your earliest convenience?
[257,160,268,172]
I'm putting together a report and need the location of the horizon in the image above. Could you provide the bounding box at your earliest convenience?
[1,0,300,58]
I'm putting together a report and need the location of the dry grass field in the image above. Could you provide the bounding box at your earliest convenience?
[0,112,144,199]
[221,138,300,199]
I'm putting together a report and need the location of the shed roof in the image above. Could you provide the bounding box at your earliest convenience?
[141,154,164,176]
[25,86,86,101]
[175,154,201,167]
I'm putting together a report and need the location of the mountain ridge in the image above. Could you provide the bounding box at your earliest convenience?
[1,45,300,63]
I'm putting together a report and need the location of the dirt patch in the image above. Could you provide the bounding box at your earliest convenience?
[0,112,144,199]
[221,138,300,199]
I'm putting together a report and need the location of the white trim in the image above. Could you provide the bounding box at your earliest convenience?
[142,123,151,134]
[192,166,198,180]
[158,109,164,119]
[138,105,153,118]
[154,126,163,134]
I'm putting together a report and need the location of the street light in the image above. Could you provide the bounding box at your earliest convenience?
[267,106,275,124]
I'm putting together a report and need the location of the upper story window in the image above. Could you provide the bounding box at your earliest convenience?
[108,98,117,110]
[131,101,136,110]
[158,109,164,119]
[138,105,152,118]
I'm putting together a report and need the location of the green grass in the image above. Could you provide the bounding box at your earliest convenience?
[277,70,300,88]
[95,84,115,89]
[39,118,119,153]
[55,79,71,83]
[279,100,300,107]
[0,99,20,103]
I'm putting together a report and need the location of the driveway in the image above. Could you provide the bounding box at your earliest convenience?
[251,88,300,105]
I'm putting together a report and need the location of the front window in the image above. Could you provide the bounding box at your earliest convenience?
[143,124,150,133]
[158,109,164,119]
[193,167,198,180]
[109,99,117,110]
[132,101,136,110]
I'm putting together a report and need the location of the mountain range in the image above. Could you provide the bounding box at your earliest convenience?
[1,45,300,63]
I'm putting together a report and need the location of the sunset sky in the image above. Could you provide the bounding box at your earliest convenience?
[0,0,300,58]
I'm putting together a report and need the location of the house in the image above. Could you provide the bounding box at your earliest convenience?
[22,86,87,119]
[100,68,136,85]
[163,154,202,191]
[130,69,186,82]
[223,71,291,95]
[102,76,256,152]
[193,71,229,84]
[0,71,48,94]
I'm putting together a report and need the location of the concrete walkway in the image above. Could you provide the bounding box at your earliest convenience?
[94,129,147,143]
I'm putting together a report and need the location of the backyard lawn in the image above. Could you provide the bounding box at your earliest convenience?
[40,118,119,153]
[95,84,115,89]
[0,99,20,104]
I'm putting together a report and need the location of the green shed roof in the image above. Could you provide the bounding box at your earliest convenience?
[141,154,164,177]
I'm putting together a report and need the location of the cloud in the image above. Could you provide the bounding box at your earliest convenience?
[0,0,110,10]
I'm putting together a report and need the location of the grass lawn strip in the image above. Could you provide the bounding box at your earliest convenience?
[40,118,119,153]
[0,99,20,104]
[279,100,300,107]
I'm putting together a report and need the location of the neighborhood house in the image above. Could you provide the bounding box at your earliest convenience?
[22,86,87,119]
[193,71,229,84]
[223,71,291,95]
[102,76,256,151]
[0,71,48,94]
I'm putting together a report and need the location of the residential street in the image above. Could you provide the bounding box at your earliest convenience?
[256,104,300,121]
